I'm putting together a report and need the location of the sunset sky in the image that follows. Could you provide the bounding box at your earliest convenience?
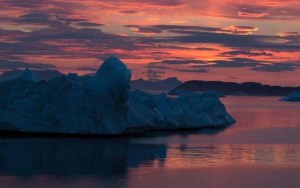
[0,0,299,86]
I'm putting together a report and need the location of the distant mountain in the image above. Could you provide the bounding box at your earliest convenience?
[131,77,182,91]
[172,80,300,96]
[0,69,64,81]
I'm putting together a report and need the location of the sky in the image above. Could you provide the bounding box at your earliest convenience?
[0,0,299,86]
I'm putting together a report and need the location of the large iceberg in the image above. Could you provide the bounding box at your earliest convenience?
[281,92,300,102]
[0,57,235,135]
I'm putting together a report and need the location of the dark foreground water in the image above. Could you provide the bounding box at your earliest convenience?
[0,97,299,188]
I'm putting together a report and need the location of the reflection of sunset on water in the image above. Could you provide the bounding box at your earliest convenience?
[154,144,300,168]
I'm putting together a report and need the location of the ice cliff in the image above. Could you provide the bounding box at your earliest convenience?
[0,57,235,135]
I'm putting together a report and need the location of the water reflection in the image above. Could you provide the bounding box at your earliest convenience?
[221,96,300,128]
[164,144,300,168]
[0,138,167,177]
[0,137,299,177]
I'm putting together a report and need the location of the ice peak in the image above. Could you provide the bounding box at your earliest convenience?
[12,68,37,82]
[106,56,122,63]
[90,56,132,106]
[95,56,127,77]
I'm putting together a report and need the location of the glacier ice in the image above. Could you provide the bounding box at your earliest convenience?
[0,57,235,135]
[281,92,300,102]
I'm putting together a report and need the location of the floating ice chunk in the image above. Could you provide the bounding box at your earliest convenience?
[281,92,300,102]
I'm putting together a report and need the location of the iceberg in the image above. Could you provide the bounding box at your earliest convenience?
[281,92,300,102]
[0,57,235,135]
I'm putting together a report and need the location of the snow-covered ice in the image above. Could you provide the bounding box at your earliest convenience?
[281,92,300,102]
[0,57,235,135]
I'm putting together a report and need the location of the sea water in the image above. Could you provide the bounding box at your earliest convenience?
[0,97,299,188]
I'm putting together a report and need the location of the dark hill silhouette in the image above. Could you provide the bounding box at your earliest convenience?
[131,77,182,91]
[172,80,300,96]
[0,69,64,81]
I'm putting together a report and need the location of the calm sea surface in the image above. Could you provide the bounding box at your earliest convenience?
[0,97,299,188]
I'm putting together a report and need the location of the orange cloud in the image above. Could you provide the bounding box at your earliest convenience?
[219,25,259,35]
[238,10,269,18]
[277,32,299,37]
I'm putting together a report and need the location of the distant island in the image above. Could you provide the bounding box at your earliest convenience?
[171,80,300,96]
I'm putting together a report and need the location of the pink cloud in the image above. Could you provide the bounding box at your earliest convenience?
[278,32,299,37]
[219,26,259,35]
